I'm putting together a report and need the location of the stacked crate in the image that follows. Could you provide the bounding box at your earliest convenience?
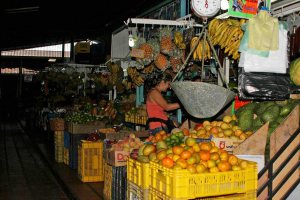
[78,140,103,182]
[54,131,64,163]
[103,161,127,200]
[63,131,70,165]
[127,158,150,200]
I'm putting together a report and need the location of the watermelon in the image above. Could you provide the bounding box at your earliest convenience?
[290,58,300,85]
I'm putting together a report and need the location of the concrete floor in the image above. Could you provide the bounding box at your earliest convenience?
[0,115,103,200]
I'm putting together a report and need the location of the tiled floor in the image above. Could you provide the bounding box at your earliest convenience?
[0,116,103,200]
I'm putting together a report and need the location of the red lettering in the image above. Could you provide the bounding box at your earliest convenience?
[117,153,124,160]
[219,141,225,149]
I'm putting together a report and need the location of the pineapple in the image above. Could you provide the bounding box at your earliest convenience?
[170,48,183,72]
[159,28,174,56]
[139,43,153,59]
[154,53,169,71]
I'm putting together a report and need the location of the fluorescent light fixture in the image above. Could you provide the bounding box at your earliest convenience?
[5,6,39,14]
[48,58,56,62]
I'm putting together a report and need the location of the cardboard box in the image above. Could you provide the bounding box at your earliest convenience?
[106,149,130,167]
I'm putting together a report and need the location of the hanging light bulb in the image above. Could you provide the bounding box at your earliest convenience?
[128,30,135,47]
[221,0,229,10]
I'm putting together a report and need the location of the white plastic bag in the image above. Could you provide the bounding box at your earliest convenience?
[239,25,288,74]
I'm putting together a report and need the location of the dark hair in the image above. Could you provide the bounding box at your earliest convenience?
[144,73,172,95]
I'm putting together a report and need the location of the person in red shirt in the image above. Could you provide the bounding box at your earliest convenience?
[145,73,180,135]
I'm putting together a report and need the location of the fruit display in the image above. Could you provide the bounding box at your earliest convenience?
[290,57,300,85]
[235,99,300,133]
[208,18,246,60]
[125,105,148,125]
[111,133,144,155]
[134,128,253,174]
[189,115,253,141]
[174,31,186,50]
[65,111,101,124]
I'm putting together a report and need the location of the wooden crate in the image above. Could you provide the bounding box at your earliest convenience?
[258,105,300,200]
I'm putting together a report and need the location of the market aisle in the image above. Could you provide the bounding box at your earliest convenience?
[0,117,69,200]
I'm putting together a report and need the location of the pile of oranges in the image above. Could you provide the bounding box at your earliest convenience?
[159,138,253,174]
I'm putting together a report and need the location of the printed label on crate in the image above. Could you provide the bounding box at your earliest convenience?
[212,137,242,153]
[107,150,130,166]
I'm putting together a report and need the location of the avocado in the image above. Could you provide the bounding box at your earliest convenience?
[255,101,275,116]
[235,102,257,118]
[253,117,264,127]
[261,105,280,123]
[279,104,292,117]
[238,109,254,131]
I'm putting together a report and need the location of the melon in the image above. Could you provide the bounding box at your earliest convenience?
[290,58,300,85]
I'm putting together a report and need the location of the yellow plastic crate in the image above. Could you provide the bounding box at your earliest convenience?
[63,147,69,165]
[55,145,64,163]
[127,158,150,189]
[149,161,257,199]
[103,161,113,200]
[127,180,149,200]
[54,131,64,146]
[149,187,257,200]
[78,140,103,182]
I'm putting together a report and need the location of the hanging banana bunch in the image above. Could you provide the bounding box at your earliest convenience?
[127,67,144,86]
[174,31,186,49]
[190,37,211,61]
[208,18,246,60]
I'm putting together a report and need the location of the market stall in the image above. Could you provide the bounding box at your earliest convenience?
[32,0,300,199]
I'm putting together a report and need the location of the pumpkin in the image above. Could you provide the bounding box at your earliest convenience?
[290,58,300,85]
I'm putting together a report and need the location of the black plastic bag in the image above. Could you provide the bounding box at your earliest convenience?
[238,68,297,100]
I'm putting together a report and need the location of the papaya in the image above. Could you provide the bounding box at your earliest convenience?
[290,58,300,85]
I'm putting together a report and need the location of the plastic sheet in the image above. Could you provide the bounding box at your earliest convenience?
[238,68,291,100]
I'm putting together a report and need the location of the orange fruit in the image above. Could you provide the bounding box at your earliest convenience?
[155,133,162,141]
[192,144,201,152]
[202,120,211,127]
[239,133,247,140]
[180,150,192,160]
[199,150,211,161]
[172,146,184,155]
[234,129,243,137]
[172,154,180,162]
[210,127,219,134]
[210,152,220,161]
[219,151,229,161]
[158,130,167,136]
[187,165,197,174]
[217,161,231,172]
[209,166,220,173]
[156,149,167,160]
[196,164,207,173]
[176,158,188,169]
[199,142,212,151]
[187,156,197,165]
[207,159,216,168]
[210,146,219,153]
[182,128,190,136]
[239,160,248,169]
[232,165,241,171]
[162,157,174,168]
[228,155,239,166]
[185,137,197,147]
[222,115,232,123]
